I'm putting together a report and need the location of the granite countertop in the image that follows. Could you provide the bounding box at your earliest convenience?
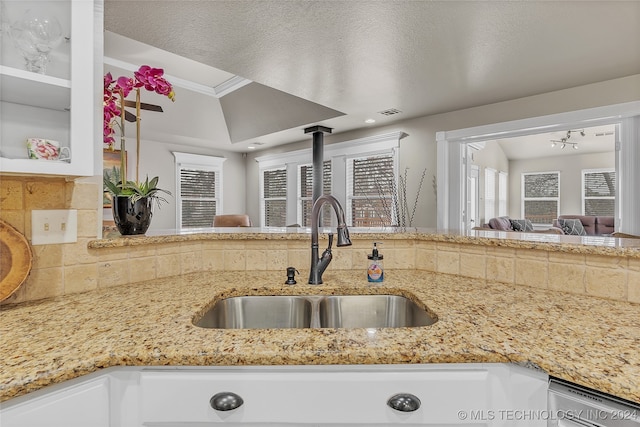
[1,270,639,403]
[90,228,640,258]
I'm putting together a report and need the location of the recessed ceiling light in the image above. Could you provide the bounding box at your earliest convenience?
[247,146,256,150]
[365,118,376,124]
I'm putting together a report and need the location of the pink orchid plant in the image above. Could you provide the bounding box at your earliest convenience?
[103,65,174,206]
[103,65,175,148]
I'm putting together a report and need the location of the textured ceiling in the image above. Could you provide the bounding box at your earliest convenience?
[104,1,640,151]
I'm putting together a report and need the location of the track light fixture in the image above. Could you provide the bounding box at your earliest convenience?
[550,129,584,150]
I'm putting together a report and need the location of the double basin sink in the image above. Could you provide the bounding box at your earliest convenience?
[194,294,437,329]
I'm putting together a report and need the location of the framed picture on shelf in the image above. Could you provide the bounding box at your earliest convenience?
[103,149,126,208]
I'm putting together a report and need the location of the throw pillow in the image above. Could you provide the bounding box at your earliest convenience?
[510,218,534,232]
[488,216,513,231]
[557,218,587,236]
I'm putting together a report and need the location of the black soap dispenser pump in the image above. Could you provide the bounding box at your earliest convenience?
[367,242,384,283]
[285,267,299,285]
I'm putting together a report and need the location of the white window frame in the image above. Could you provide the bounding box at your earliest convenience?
[172,152,226,229]
[582,168,615,216]
[498,171,508,217]
[484,167,496,222]
[521,171,560,225]
[256,131,405,227]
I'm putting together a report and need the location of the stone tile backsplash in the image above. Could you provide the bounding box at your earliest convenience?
[1,178,638,305]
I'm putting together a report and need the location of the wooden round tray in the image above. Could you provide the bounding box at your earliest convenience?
[0,220,33,302]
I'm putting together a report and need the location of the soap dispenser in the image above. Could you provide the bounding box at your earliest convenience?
[367,242,384,283]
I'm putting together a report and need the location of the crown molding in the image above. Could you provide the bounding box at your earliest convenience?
[104,56,222,98]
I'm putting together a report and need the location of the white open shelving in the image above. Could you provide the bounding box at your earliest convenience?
[0,65,71,110]
[0,0,100,177]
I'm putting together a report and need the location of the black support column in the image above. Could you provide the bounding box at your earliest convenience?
[304,125,333,204]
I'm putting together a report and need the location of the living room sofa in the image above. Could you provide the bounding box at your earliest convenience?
[474,216,564,234]
[552,215,614,236]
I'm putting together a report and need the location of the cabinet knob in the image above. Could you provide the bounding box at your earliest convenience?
[210,392,244,411]
[387,393,421,412]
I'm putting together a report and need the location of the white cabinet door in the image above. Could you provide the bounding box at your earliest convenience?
[0,376,110,427]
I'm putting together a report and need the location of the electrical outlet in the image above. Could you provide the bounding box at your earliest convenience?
[31,210,78,245]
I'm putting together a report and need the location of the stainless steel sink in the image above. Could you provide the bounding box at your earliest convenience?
[195,296,312,329]
[318,295,437,328]
[194,294,437,329]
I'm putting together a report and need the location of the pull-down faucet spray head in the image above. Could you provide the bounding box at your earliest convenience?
[309,195,352,284]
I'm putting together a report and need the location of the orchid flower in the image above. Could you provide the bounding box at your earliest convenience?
[103,65,175,148]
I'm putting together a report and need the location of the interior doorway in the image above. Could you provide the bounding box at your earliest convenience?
[466,124,616,230]
[466,164,479,230]
[436,101,640,235]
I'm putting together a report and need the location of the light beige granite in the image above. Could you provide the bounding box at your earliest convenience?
[91,227,640,258]
[1,270,638,404]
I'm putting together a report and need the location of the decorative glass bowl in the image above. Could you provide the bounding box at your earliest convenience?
[10,9,63,74]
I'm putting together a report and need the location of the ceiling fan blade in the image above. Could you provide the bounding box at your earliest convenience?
[123,99,164,112]
[124,110,136,122]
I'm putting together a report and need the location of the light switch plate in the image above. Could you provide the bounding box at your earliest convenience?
[31,210,78,245]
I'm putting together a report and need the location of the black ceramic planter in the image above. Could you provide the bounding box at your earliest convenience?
[112,196,153,235]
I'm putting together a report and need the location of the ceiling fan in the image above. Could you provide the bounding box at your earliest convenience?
[120,97,164,182]
[122,99,163,122]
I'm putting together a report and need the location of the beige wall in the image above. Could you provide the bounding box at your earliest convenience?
[472,140,509,173]
[104,140,248,231]
[508,151,615,218]
[245,74,640,227]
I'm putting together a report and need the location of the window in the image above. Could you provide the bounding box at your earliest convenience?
[256,131,404,227]
[347,154,395,227]
[299,161,332,227]
[173,152,225,229]
[484,168,496,221]
[262,168,287,227]
[498,171,508,217]
[521,172,559,224]
[583,169,615,216]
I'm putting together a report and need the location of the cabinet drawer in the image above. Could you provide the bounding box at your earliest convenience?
[139,364,547,425]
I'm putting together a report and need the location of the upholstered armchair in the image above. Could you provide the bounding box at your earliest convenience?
[213,214,252,227]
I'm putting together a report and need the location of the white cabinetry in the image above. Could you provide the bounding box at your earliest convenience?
[0,374,111,427]
[0,0,100,177]
[0,364,549,426]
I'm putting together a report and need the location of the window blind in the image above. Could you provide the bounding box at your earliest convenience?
[583,170,615,216]
[522,172,559,224]
[263,168,287,226]
[347,154,395,227]
[300,161,332,226]
[179,168,218,228]
[524,173,559,198]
